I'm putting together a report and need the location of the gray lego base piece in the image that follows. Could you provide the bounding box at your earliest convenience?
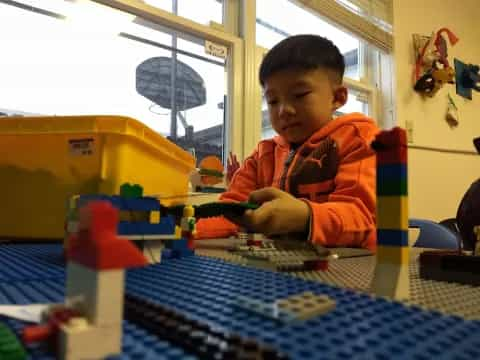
[235,291,336,323]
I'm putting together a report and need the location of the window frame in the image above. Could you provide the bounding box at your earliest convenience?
[94,0,244,160]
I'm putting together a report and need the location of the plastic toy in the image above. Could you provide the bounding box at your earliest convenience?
[124,293,287,359]
[23,201,147,360]
[236,291,335,323]
[0,323,27,360]
[371,127,410,299]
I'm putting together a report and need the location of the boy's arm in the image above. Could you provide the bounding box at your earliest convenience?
[304,130,377,251]
[195,149,260,239]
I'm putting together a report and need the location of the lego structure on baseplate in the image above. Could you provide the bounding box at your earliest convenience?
[419,225,480,286]
[64,183,258,263]
[370,127,410,300]
[24,201,148,360]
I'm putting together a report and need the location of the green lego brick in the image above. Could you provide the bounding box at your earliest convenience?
[377,179,408,196]
[0,324,27,360]
[120,183,144,198]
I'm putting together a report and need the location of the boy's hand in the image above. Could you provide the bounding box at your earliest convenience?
[234,187,311,237]
[226,152,240,185]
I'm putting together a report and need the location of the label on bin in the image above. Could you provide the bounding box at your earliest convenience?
[69,138,94,156]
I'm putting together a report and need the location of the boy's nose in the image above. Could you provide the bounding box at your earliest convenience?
[278,102,295,117]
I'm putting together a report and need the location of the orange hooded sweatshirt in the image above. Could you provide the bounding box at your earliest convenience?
[196,113,379,251]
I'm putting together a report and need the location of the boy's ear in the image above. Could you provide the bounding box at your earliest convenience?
[332,86,348,111]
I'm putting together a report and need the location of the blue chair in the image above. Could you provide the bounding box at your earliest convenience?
[409,218,460,249]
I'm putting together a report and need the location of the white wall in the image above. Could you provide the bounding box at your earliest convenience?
[392,0,480,221]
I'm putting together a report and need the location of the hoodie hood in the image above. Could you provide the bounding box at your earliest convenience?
[272,113,376,148]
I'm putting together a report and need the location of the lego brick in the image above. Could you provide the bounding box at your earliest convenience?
[377,163,407,182]
[376,178,408,196]
[119,183,143,198]
[137,218,176,235]
[67,201,147,270]
[194,202,259,219]
[371,127,408,165]
[0,323,27,360]
[276,291,336,321]
[375,145,407,165]
[419,251,480,286]
[142,241,164,264]
[118,221,139,235]
[59,318,121,360]
[377,195,408,230]
[120,197,162,212]
[150,210,160,224]
[371,262,410,300]
[376,245,409,265]
[65,263,124,328]
[377,229,408,246]
[124,294,286,359]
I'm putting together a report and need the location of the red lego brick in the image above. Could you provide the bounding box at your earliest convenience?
[23,307,79,353]
[372,127,407,165]
[67,201,147,270]
[304,259,329,271]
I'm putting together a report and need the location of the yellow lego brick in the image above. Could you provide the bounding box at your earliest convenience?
[376,245,409,265]
[150,210,160,224]
[377,195,408,230]
[174,226,182,238]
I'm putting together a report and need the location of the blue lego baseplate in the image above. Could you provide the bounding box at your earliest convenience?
[1,244,480,359]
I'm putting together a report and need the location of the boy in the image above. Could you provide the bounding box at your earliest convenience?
[197,34,378,251]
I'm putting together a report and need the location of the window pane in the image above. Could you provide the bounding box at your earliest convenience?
[145,0,223,25]
[0,1,227,164]
[256,0,360,80]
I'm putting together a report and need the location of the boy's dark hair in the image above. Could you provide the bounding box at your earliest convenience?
[259,34,345,87]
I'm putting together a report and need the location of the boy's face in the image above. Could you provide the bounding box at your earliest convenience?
[263,68,347,144]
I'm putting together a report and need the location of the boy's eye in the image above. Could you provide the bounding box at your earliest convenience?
[295,91,311,99]
[267,99,278,106]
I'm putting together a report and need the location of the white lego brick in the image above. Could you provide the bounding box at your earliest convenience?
[275,292,336,321]
[59,318,121,360]
[371,262,410,300]
[65,263,124,327]
[143,241,164,264]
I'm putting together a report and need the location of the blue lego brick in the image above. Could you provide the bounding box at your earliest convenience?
[377,229,409,246]
[120,197,162,212]
[77,195,123,209]
[118,222,140,235]
[137,217,175,235]
[2,244,480,360]
[377,163,407,182]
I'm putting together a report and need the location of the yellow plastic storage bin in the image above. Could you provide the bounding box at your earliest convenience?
[0,115,195,240]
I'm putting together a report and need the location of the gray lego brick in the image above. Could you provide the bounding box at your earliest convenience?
[197,248,480,320]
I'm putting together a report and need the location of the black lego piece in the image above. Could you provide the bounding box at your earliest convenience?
[124,293,287,360]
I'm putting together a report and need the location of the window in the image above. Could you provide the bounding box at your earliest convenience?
[145,0,224,25]
[255,0,381,140]
[256,0,362,80]
[0,0,228,164]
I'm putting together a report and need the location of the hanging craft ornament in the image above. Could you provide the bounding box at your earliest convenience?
[445,93,459,128]
[413,28,459,97]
